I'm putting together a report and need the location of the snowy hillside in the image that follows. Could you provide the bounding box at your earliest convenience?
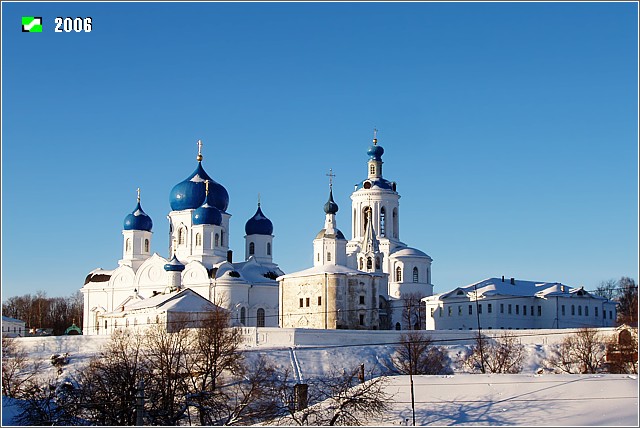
[2,334,638,426]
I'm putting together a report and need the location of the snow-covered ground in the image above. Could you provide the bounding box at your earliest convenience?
[2,335,638,426]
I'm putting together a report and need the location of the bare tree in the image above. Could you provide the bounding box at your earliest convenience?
[273,366,392,426]
[617,277,638,326]
[545,328,607,374]
[142,318,192,425]
[401,293,426,330]
[183,305,252,425]
[388,331,451,375]
[461,332,525,374]
[2,335,43,397]
[595,279,618,300]
[73,329,149,425]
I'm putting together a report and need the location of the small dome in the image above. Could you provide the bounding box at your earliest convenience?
[315,228,346,240]
[164,255,185,272]
[123,201,153,231]
[169,163,229,212]
[367,143,384,161]
[245,204,273,235]
[192,201,222,226]
[324,189,339,214]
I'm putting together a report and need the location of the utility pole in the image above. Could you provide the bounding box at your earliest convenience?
[473,283,485,373]
[136,380,145,426]
[407,301,416,426]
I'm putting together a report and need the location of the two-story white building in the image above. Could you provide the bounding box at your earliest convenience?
[423,276,617,330]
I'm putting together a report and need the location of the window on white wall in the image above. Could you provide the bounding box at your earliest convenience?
[126,238,132,252]
[249,242,255,255]
[267,242,271,255]
[195,233,202,247]
[178,227,186,245]
[412,267,419,283]
[395,266,402,282]
[145,239,150,252]
[257,308,265,327]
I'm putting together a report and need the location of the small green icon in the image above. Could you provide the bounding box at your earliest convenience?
[22,16,42,32]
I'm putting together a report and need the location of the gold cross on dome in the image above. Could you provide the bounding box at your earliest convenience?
[197,139,203,161]
[326,168,336,189]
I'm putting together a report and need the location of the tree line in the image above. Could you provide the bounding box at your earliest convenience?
[2,291,83,336]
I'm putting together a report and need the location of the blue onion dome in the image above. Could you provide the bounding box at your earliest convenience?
[164,255,185,272]
[367,141,384,161]
[245,203,274,235]
[169,162,229,212]
[192,200,223,225]
[324,189,339,214]
[123,195,153,231]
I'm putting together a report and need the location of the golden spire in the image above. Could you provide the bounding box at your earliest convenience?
[137,187,140,203]
[197,139,203,162]
[205,179,210,196]
[373,128,378,145]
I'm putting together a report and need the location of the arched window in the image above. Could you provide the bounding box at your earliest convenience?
[571,305,575,316]
[178,227,186,245]
[220,230,225,246]
[367,257,372,270]
[413,267,419,283]
[195,233,202,247]
[380,207,386,237]
[249,242,255,255]
[240,307,246,326]
[396,266,402,282]
[144,239,150,253]
[395,322,401,331]
[375,257,380,269]
[257,308,265,327]
[370,164,375,175]
[327,252,332,261]
[353,209,356,237]
[578,306,582,316]
[126,238,132,252]
[359,258,363,270]
[104,320,108,330]
[393,208,398,239]
[427,268,430,284]
[215,233,219,247]
[362,207,371,234]
[267,242,271,255]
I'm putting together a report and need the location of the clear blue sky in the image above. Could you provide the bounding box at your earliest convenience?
[2,1,638,300]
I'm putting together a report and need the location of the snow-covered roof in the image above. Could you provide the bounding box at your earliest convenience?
[233,257,282,285]
[390,246,431,259]
[277,263,384,280]
[424,277,608,302]
[105,288,219,316]
[2,316,25,324]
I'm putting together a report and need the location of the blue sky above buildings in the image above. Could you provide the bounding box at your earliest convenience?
[1,1,638,299]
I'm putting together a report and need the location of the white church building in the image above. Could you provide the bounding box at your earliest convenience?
[423,276,618,331]
[81,142,283,335]
[279,133,435,330]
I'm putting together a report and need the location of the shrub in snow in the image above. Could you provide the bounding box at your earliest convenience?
[459,332,526,374]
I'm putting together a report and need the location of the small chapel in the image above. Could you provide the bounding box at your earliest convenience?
[80,142,283,335]
[278,132,434,330]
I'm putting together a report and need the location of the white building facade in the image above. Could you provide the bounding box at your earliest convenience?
[279,133,435,330]
[81,142,283,335]
[423,277,618,331]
